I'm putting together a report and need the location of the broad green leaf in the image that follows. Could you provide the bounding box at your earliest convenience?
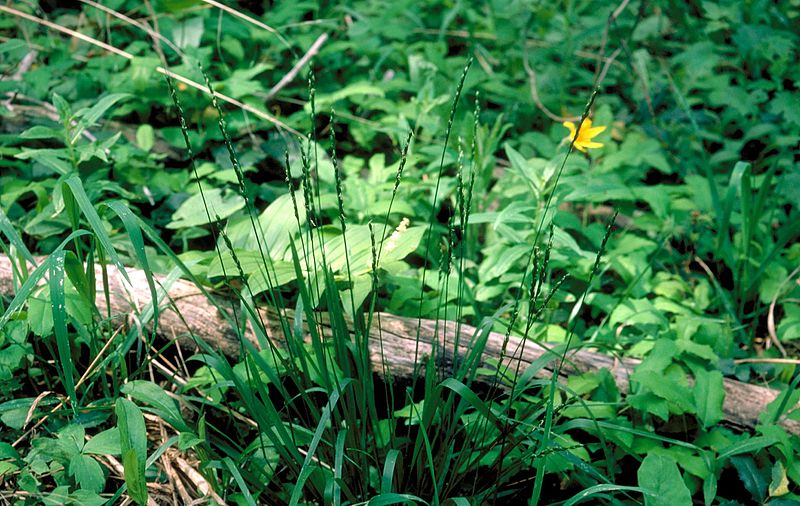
[116,398,148,505]
[768,90,800,126]
[693,369,725,428]
[122,449,148,505]
[379,225,425,265]
[44,486,71,506]
[57,423,85,456]
[632,369,694,414]
[14,148,72,175]
[20,125,61,140]
[769,461,790,497]
[171,17,204,49]
[1,398,54,430]
[564,178,636,202]
[564,484,654,506]
[504,143,544,192]
[609,298,669,329]
[135,124,155,151]
[0,461,19,479]
[637,453,692,506]
[69,454,105,493]
[626,392,669,422]
[730,455,767,502]
[0,443,19,460]
[121,380,187,431]
[718,436,779,460]
[0,38,26,53]
[309,81,385,110]
[154,0,203,13]
[167,188,245,229]
[83,428,121,455]
[68,490,106,506]
[116,399,147,465]
[703,474,717,506]
[52,93,71,122]
[247,260,300,294]
[72,93,130,144]
[255,192,306,258]
[28,286,54,336]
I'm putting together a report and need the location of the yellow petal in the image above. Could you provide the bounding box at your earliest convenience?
[563,121,577,137]
[578,141,604,149]
[584,125,607,137]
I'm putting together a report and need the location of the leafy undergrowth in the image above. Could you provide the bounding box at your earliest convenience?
[1,1,799,505]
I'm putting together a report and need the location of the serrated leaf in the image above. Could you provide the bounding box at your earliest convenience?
[633,369,695,414]
[770,461,790,497]
[69,454,105,493]
[730,455,767,502]
[768,91,800,126]
[68,489,106,506]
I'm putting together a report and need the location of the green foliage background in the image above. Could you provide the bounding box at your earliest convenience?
[0,0,799,504]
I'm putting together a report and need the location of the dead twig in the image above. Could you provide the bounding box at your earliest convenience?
[201,0,290,50]
[79,0,183,57]
[521,41,572,123]
[265,33,328,101]
[766,265,800,357]
[521,0,630,123]
[170,450,227,505]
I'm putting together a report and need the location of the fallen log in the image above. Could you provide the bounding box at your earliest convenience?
[0,253,796,435]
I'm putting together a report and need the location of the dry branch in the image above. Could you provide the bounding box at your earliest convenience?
[0,254,796,436]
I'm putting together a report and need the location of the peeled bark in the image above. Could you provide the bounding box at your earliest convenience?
[0,253,796,435]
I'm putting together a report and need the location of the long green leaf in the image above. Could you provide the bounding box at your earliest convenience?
[289,379,353,506]
[63,175,130,284]
[564,484,654,506]
[0,207,35,264]
[0,231,91,332]
[223,457,256,506]
[116,398,148,505]
[49,250,77,411]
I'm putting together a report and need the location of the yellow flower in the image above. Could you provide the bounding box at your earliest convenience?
[563,118,606,152]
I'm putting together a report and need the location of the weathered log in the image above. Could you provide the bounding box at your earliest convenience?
[0,253,796,435]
